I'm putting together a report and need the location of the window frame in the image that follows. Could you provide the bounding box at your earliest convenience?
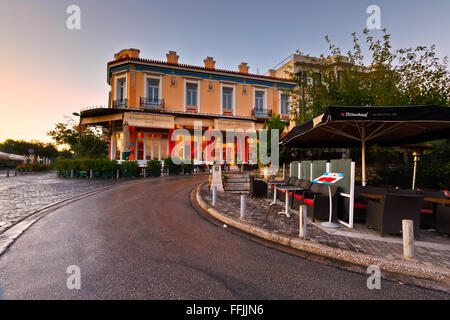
[220,83,235,115]
[254,87,267,111]
[144,74,162,103]
[115,74,128,100]
[184,79,201,112]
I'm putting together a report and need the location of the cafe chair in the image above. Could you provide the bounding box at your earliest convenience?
[366,193,424,239]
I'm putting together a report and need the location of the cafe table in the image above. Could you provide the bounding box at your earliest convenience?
[274,185,304,217]
[269,181,288,206]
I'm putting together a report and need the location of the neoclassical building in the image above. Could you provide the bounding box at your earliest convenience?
[80,48,296,166]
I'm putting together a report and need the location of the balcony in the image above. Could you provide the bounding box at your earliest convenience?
[140,97,164,110]
[252,108,272,118]
[113,99,128,109]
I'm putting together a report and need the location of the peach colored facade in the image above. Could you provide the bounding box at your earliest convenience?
[81,48,296,165]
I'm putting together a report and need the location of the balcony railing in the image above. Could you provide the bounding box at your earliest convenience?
[252,108,272,118]
[113,99,128,109]
[140,97,164,110]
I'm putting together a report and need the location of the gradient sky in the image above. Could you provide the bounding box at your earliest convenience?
[0,0,448,143]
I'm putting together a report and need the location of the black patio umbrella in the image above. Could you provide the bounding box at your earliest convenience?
[281,105,450,186]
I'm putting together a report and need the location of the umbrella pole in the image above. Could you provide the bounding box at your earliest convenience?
[361,127,366,187]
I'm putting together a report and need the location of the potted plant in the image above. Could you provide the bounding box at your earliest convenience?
[69,159,81,177]
[102,159,117,178]
[146,160,162,177]
[164,157,181,175]
[182,160,194,174]
[79,159,92,178]
[92,159,103,178]
[121,160,139,177]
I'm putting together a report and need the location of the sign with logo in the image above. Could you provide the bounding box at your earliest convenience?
[28,149,34,154]
[312,172,344,185]
[214,119,255,131]
[124,112,174,129]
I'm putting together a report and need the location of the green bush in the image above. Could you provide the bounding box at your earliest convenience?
[147,160,162,172]
[16,163,52,171]
[164,157,182,172]
[101,159,118,173]
[121,160,139,174]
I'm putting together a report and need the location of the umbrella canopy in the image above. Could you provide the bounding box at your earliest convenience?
[281,105,450,186]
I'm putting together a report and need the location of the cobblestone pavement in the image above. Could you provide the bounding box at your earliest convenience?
[200,184,450,270]
[0,170,126,233]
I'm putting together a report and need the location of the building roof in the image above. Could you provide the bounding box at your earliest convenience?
[107,56,296,84]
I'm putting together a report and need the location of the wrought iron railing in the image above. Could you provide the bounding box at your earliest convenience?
[140,97,164,109]
[251,108,272,117]
[113,99,128,109]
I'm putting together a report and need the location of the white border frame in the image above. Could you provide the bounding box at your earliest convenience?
[220,83,236,116]
[184,78,201,112]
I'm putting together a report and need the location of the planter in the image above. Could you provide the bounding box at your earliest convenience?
[103,172,116,178]
[123,171,137,178]
[61,171,71,178]
[169,169,179,175]
[149,171,161,177]
[93,171,102,178]
[184,169,193,174]
[79,171,88,178]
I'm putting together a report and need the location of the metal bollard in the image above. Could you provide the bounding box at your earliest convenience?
[212,187,217,206]
[14,168,17,176]
[6,168,9,177]
[299,205,307,237]
[402,219,415,259]
[70,169,74,179]
[143,169,147,178]
[240,194,246,219]
[116,169,120,179]
[89,169,93,179]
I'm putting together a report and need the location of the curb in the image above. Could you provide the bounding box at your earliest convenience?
[195,183,450,288]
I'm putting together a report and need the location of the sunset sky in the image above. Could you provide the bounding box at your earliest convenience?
[0,0,448,143]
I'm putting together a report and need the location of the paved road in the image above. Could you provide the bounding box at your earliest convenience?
[0,171,125,233]
[0,176,448,299]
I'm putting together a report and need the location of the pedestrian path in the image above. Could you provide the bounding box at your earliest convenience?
[199,184,450,270]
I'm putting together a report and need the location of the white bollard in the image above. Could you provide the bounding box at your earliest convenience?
[89,169,93,179]
[299,205,307,237]
[212,187,217,206]
[143,169,147,178]
[116,169,120,179]
[402,219,415,259]
[240,194,246,219]
[70,169,74,179]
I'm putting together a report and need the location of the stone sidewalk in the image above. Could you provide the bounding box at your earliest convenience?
[199,184,450,271]
[0,171,127,233]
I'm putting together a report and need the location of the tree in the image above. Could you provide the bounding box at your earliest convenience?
[47,118,107,159]
[0,139,58,162]
[285,28,449,122]
[260,114,286,164]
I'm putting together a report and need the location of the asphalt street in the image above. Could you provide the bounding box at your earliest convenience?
[0,175,448,299]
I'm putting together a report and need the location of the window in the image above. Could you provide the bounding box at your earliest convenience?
[280,93,289,115]
[255,90,265,110]
[186,82,198,106]
[222,87,233,111]
[116,78,126,100]
[146,78,160,102]
[135,132,169,161]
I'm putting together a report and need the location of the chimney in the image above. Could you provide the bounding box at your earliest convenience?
[166,51,179,64]
[268,69,277,77]
[203,56,216,69]
[238,62,249,74]
[114,48,140,60]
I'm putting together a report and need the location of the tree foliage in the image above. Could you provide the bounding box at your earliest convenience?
[285,28,449,122]
[47,118,107,159]
[0,139,58,160]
